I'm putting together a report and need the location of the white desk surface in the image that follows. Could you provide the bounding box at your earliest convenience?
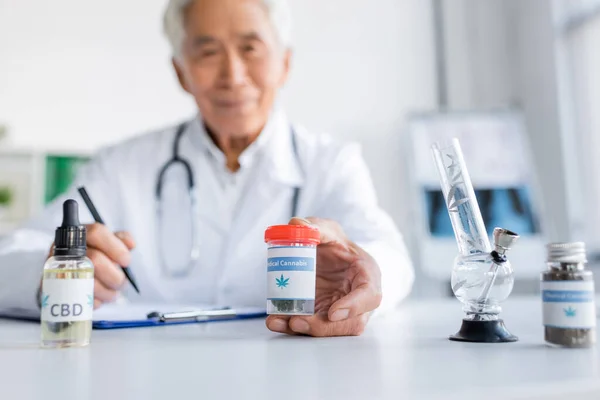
[0,296,599,400]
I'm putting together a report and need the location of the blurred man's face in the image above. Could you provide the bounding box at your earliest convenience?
[174,0,290,138]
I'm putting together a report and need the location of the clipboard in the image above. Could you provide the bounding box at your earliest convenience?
[0,303,267,330]
[93,305,267,329]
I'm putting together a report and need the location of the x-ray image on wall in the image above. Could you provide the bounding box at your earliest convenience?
[425,185,540,237]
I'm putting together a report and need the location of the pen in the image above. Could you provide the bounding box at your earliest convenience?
[77,186,140,294]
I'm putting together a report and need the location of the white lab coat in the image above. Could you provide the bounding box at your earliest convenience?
[0,109,414,314]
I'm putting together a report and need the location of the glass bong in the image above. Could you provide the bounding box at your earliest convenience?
[432,138,519,342]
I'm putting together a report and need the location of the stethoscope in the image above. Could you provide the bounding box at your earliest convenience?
[155,121,302,278]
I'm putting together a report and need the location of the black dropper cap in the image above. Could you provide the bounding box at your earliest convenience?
[54,199,86,257]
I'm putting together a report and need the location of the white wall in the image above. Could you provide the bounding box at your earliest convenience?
[551,1,600,250]
[0,0,436,230]
[399,0,574,298]
[283,0,436,230]
[442,0,516,109]
[0,0,195,153]
[506,0,572,244]
[440,0,570,243]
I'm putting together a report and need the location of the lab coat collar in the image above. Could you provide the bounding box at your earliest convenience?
[187,108,304,187]
[187,118,270,169]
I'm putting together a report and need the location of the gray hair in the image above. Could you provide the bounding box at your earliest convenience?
[163,0,292,58]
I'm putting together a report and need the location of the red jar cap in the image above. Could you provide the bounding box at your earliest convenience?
[264,224,320,244]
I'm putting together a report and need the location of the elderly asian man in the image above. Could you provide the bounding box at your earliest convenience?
[0,0,414,337]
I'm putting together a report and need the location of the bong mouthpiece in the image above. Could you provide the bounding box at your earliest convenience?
[493,228,519,256]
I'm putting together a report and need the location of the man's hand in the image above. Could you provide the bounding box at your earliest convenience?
[44,223,135,309]
[266,217,382,337]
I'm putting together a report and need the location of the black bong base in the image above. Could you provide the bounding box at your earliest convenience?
[449,319,518,343]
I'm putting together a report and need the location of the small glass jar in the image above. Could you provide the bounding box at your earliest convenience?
[264,224,320,315]
[541,242,596,348]
[41,199,94,348]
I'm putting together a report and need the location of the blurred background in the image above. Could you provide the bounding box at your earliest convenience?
[0,0,599,298]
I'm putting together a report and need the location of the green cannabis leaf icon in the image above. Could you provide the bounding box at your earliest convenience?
[276,274,290,289]
[41,294,49,308]
[87,295,94,308]
[564,306,577,317]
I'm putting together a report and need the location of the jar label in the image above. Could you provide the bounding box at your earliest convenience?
[267,247,316,300]
[541,281,596,329]
[41,279,94,322]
